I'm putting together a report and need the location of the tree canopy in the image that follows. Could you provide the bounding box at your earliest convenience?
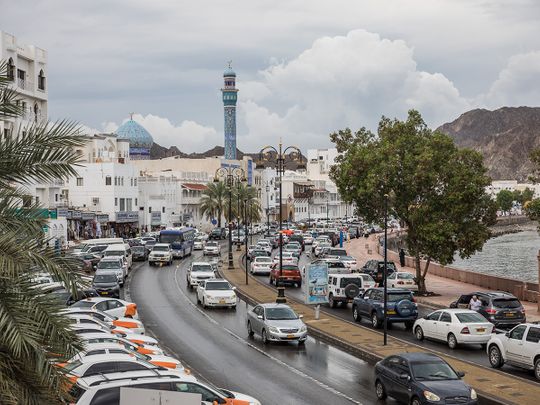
[330,110,497,293]
[496,189,514,212]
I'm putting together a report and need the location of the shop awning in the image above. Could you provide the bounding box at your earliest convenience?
[181,183,208,191]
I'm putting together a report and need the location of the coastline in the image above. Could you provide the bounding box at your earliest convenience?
[489,215,536,237]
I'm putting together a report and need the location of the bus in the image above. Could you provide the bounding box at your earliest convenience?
[159,227,195,259]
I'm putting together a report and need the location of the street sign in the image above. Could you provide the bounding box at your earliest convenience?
[211,218,218,225]
[304,262,329,305]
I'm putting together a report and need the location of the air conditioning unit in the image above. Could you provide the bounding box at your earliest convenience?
[92,197,100,205]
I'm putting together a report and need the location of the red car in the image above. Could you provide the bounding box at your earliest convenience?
[269,264,302,288]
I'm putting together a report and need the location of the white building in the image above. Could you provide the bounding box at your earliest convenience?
[137,173,181,231]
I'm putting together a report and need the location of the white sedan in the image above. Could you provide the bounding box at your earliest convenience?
[196,279,237,309]
[250,256,273,275]
[71,297,139,319]
[413,309,494,349]
[386,272,418,291]
[272,252,298,266]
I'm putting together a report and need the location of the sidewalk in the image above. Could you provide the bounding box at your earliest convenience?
[221,251,540,405]
[345,235,540,322]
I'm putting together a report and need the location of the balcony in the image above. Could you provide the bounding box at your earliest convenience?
[48,179,65,187]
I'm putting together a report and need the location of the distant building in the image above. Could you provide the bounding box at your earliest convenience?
[116,115,154,160]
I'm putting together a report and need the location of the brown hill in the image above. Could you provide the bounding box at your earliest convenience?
[437,107,540,181]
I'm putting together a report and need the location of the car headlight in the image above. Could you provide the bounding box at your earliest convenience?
[423,391,440,402]
[268,326,279,333]
[471,388,477,400]
[300,325,307,333]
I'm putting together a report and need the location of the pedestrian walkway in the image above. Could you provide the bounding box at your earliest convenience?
[221,250,540,405]
[345,235,540,322]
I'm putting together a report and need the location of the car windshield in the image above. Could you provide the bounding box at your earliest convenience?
[340,278,362,288]
[455,312,487,323]
[93,274,117,283]
[411,361,459,381]
[397,273,414,279]
[132,246,145,252]
[387,293,412,302]
[192,264,213,272]
[104,251,123,257]
[330,249,347,256]
[97,261,121,269]
[205,282,231,291]
[493,298,521,309]
[152,245,169,252]
[64,359,82,373]
[265,307,298,320]
[71,300,95,309]
[256,257,272,263]
[160,234,180,244]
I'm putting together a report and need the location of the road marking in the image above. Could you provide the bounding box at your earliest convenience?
[173,260,363,405]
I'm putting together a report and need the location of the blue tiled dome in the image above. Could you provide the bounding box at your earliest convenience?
[116,119,153,148]
[223,67,236,77]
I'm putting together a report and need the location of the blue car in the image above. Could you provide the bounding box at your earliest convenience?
[375,352,478,404]
[352,287,417,329]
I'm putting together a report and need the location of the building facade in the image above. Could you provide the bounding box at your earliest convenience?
[222,65,238,160]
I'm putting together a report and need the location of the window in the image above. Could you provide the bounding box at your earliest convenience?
[7,58,14,81]
[114,177,118,186]
[135,198,138,206]
[440,312,451,323]
[106,300,123,310]
[162,206,165,213]
[95,302,108,312]
[38,69,46,90]
[84,363,117,376]
[115,362,148,372]
[86,350,107,356]
[526,327,540,343]
[105,176,111,185]
[76,177,83,186]
[134,178,137,186]
[173,383,221,403]
[114,198,118,206]
[121,177,124,186]
[126,199,132,211]
[509,325,527,340]
[119,198,125,211]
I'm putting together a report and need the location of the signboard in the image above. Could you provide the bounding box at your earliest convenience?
[56,208,68,218]
[66,210,73,219]
[304,262,329,305]
[150,211,161,225]
[81,212,95,221]
[115,211,139,223]
[96,214,109,223]
[71,210,82,220]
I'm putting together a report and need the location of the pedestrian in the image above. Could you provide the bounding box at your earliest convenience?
[469,295,482,312]
[356,227,360,239]
[399,248,406,267]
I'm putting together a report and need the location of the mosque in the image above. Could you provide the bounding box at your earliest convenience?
[115,114,154,160]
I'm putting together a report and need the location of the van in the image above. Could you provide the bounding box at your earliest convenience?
[102,244,132,269]
[73,238,124,255]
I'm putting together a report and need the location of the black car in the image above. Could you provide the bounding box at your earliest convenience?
[45,285,100,306]
[352,287,417,329]
[209,228,226,240]
[375,352,477,405]
[92,272,120,298]
[361,259,396,285]
[449,291,525,329]
[132,245,148,261]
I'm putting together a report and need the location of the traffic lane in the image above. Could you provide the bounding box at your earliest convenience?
[129,255,389,405]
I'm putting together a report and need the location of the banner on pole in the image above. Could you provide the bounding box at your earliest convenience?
[304,262,329,305]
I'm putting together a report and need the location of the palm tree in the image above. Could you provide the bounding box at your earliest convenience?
[0,60,86,404]
[232,183,262,224]
[200,181,227,227]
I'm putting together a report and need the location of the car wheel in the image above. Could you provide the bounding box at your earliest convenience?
[197,295,201,304]
[352,306,361,322]
[375,379,387,400]
[202,297,207,309]
[488,345,504,368]
[372,312,381,329]
[447,333,458,349]
[404,320,415,330]
[329,294,337,308]
[247,321,254,337]
[534,358,540,381]
[411,397,421,405]
[262,329,269,344]
[415,326,424,341]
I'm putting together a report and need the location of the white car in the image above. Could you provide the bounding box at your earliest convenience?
[327,274,374,308]
[203,241,221,256]
[256,241,272,254]
[487,323,540,379]
[314,242,332,257]
[148,243,173,266]
[96,257,126,285]
[80,333,163,355]
[339,255,358,271]
[303,234,314,245]
[387,271,418,291]
[71,297,139,320]
[193,237,205,250]
[250,256,273,275]
[196,279,237,309]
[413,309,494,349]
[186,262,216,289]
[272,252,298,266]
[312,236,330,252]
[72,325,160,347]
[67,314,135,336]
[63,307,146,335]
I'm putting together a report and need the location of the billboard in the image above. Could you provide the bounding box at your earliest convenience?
[304,262,329,305]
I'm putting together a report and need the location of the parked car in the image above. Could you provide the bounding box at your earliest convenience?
[374,352,477,404]
[247,303,307,345]
[327,274,374,308]
[71,297,139,319]
[131,245,148,261]
[352,288,417,329]
[80,333,161,355]
[186,262,216,289]
[148,243,173,266]
[338,255,358,271]
[314,242,332,257]
[413,309,494,349]
[64,307,145,335]
[283,243,301,258]
[92,272,120,298]
[361,260,397,285]
[272,252,298,267]
[96,257,126,286]
[203,241,221,256]
[250,256,273,275]
[304,259,349,277]
[487,323,540,379]
[196,279,237,309]
[387,271,418,291]
[449,291,526,329]
[269,264,302,287]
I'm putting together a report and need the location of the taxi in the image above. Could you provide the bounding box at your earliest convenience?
[71,297,139,319]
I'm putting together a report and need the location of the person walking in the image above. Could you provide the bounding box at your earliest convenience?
[469,295,482,312]
[399,248,406,267]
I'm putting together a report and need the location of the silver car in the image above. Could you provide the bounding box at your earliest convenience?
[247,303,307,344]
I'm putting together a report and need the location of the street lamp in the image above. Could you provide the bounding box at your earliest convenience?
[326,192,330,225]
[259,140,304,304]
[244,196,249,285]
[236,180,242,251]
[383,193,389,345]
[214,166,246,269]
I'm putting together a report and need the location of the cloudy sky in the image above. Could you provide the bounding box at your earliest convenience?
[2,0,539,152]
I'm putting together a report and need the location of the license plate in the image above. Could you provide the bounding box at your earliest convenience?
[102,292,108,295]
[219,300,225,304]
[287,334,295,339]
[387,310,396,315]
[505,313,514,317]
[477,328,485,333]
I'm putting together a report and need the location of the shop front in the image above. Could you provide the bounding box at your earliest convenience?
[113,211,139,238]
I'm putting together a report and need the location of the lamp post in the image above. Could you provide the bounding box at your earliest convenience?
[383,193,389,345]
[244,196,249,285]
[259,141,304,304]
[326,192,330,225]
[236,181,242,251]
[214,166,245,269]
[265,183,270,234]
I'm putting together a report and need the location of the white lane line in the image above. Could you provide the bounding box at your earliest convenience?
[173,262,363,405]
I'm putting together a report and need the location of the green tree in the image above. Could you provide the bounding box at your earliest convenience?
[200,181,227,227]
[524,199,540,231]
[0,60,85,404]
[232,183,262,224]
[496,189,514,213]
[330,110,496,294]
[521,187,534,204]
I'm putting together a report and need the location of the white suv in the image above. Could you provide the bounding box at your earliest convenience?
[203,241,221,256]
[327,274,375,308]
[487,323,540,379]
[186,262,216,289]
[148,243,173,266]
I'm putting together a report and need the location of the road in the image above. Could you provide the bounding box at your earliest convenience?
[127,250,395,405]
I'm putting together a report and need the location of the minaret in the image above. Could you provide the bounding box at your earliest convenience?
[221,62,238,160]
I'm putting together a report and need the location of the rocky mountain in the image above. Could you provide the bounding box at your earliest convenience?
[437,107,540,181]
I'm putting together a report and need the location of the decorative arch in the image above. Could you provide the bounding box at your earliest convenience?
[7,58,15,80]
[38,69,46,90]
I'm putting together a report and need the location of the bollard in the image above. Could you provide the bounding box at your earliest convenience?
[314,304,320,320]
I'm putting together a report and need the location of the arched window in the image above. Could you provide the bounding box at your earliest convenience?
[38,69,46,91]
[34,103,39,122]
[7,58,15,81]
